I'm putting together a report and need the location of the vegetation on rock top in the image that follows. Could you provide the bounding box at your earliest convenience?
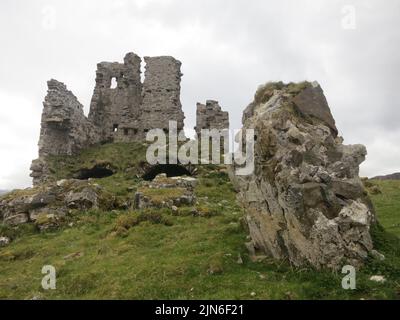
[254,81,311,105]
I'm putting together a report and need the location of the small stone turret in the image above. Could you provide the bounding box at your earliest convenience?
[195,100,229,136]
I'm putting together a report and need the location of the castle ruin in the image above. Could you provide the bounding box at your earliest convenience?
[12,53,380,270]
[31,52,229,185]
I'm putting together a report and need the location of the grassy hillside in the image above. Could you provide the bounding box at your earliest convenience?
[368,180,400,237]
[1,143,400,300]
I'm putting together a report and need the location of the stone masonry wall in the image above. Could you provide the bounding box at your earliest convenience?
[30,79,98,185]
[195,100,229,136]
[88,52,143,143]
[141,56,185,133]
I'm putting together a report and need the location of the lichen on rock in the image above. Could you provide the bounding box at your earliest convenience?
[0,179,117,227]
[230,81,376,269]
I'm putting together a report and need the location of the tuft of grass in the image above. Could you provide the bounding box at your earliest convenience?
[111,210,174,238]
[369,180,400,237]
[114,214,139,230]
[207,252,225,275]
[253,81,311,105]
[254,82,285,104]
[138,187,186,205]
[0,223,38,241]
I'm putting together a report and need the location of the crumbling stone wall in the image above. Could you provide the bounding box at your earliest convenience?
[195,100,229,136]
[31,79,98,185]
[38,79,98,157]
[88,52,143,143]
[141,56,185,133]
[88,54,185,142]
[230,81,376,270]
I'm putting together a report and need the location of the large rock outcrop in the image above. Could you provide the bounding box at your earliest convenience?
[230,81,376,269]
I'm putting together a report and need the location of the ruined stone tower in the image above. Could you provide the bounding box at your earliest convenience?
[88,53,143,143]
[195,100,229,136]
[88,53,185,142]
[38,79,98,157]
[141,57,185,134]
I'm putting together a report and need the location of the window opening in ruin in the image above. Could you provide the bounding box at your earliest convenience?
[142,164,192,181]
[133,129,138,134]
[110,77,118,89]
[144,129,149,133]
[124,128,129,136]
[113,124,119,132]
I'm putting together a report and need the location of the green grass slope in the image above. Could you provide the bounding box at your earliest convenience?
[368,180,400,237]
[0,143,400,300]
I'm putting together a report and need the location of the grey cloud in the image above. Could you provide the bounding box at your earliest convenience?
[0,0,399,189]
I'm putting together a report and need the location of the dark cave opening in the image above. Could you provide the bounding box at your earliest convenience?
[142,164,192,181]
[74,165,114,180]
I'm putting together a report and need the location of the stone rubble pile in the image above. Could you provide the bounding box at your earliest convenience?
[0,179,116,229]
[134,174,197,209]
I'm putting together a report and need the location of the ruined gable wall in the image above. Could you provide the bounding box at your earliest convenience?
[38,79,97,157]
[195,100,229,136]
[88,52,143,142]
[141,56,185,132]
[31,79,98,185]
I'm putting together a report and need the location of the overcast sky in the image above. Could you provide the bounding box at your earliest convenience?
[0,0,399,190]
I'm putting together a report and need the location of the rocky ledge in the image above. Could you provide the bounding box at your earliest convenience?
[0,179,119,231]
